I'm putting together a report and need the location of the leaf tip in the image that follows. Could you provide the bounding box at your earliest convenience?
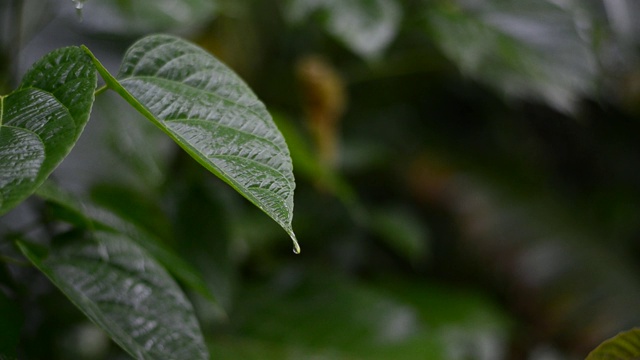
[79,45,92,56]
[290,233,301,254]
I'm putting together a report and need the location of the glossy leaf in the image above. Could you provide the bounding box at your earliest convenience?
[0,47,96,214]
[427,0,597,112]
[35,182,223,308]
[84,35,299,253]
[586,328,640,360]
[285,0,402,60]
[17,231,209,360]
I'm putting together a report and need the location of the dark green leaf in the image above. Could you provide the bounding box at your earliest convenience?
[586,328,640,360]
[35,182,223,309]
[231,273,510,358]
[84,35,299,253]
[233,273,450,359]
[369,206,429,263]
[285,0,402,60]
[17,232,210,360]
[0,47,96,214]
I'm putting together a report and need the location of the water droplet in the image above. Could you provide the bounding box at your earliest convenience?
[292,242,301,254]
[72,0,85,21]
[72,0,85,9]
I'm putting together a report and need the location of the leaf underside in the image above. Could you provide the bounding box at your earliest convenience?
[0,47,96,214]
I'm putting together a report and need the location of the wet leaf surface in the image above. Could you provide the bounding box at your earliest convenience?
[0,47,96,214]
[85,35,299,252]
[18,231,209,360]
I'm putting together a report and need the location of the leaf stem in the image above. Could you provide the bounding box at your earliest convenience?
[94,84,108,96]
[80,45,164,130]
[0,254,29,267]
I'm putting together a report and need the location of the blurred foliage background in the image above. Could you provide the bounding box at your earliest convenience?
[2,0,640,359]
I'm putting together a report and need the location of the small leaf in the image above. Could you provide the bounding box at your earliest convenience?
[586,328,640,360]
[17,232,210,360]
[84,35,299,253]
[0,47,96,214]
[285,0,402,60]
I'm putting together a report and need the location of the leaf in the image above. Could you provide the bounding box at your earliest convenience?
[229,272,512,359]
[285,0,402,60]
[369,206,430,264]
[83,35,299,253]
[427,0,598,112]
[35,182,224,309]
[235,273,431,358]
[586,328,640,360]
[0,47,96,214]
[17,231,210,360]
[67,0,217,35]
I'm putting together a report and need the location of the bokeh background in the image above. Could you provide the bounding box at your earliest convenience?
[2,0,640,359]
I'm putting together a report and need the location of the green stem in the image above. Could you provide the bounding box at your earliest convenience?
[94,84,108,96]
[81,45,164,130]
[0,254,29,267]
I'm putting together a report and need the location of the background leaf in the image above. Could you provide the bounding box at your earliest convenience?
[35,182,223,309]
[586,328,640,360]
[0,46,96,214]
[61,0,218,35]
[285,0,402,60]
[17,231,210,360]
[427,0,598,112]
[212,271,510,359]
[85,35,299,252]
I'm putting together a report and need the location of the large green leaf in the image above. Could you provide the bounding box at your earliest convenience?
[84,35,299,253]
[0,47,96,214]
[586,328,640,360]
[17,231,210,360]
[285,0,402,60]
